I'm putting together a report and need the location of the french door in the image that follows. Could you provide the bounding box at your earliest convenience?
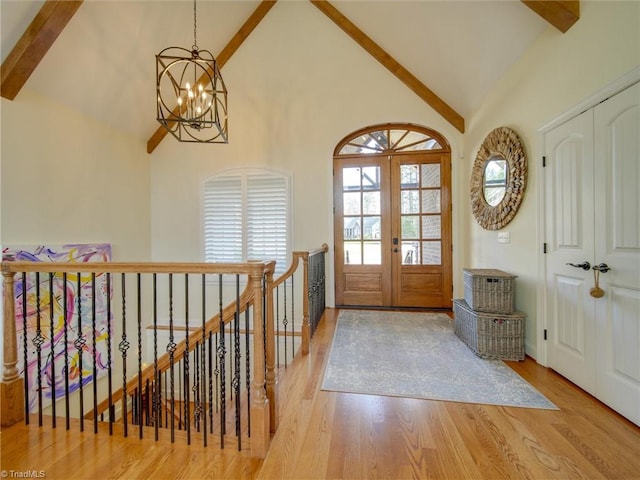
[333,124,452,308]
[544,82,639,425]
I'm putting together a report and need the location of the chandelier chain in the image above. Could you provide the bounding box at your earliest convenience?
[192,0,198,50]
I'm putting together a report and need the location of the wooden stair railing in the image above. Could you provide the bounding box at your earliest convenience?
[1,260,275,457]
[1,245,328,459]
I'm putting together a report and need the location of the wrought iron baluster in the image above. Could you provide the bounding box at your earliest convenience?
[91,273,98,434]
[193,343,200,433]
[283,278,288,368]
[119,273,130,437]
[48,273,56,428]
[209,331,215,432]
[20,273,29,424]
[168,273,176,443]
[234,275,241,450]
[106,273,113,435]
[63,272,70,429]
[218,273,226,448]
[276,284,280,369]
[33,272,44,426]
[291,272,295,361]
[137,273,143,439]
[178,357,183,430]
[184,273,191,444]
[153,273,159,441]
[76,272,85,432]
[201,273,208,447]
[245,309,251,437]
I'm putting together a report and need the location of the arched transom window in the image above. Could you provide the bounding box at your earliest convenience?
[336,124,450,156]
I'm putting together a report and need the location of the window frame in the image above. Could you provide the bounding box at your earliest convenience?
[201,168,292,275]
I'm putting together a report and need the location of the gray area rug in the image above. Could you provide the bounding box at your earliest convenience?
[322,309,558,410]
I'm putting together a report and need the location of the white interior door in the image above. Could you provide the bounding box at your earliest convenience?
[592,83,640,425]
[545,109,597,393]
[545,82,639,426]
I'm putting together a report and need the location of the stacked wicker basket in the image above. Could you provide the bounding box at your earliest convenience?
[453,269,525,361]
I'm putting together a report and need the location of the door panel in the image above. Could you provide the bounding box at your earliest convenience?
[334,158,391,306]
[545,109,596,393]
[545,82,639,425]
[391,154,452,307]
[593,83,640,425]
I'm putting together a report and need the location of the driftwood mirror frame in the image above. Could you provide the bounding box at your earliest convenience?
[470,127,527,230]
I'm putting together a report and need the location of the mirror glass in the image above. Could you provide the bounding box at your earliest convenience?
[483,156,507,207]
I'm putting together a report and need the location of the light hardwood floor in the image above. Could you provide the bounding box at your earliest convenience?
[1,308,639,479]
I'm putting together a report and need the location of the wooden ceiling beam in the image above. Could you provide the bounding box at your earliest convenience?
[521,1,580,33]
[147,0,278,154]
[1,1,83,100]
[310,0,465,134]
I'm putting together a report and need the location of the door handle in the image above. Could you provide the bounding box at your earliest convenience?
[566,261,591,271]
[592,263,611,273]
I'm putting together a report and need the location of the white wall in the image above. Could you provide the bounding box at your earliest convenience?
[1,90,151,260]
[463,1,640,358]
[0,88,151,384]
[150,1,464,306]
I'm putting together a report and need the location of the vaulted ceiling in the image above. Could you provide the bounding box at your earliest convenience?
[1,0,578,153]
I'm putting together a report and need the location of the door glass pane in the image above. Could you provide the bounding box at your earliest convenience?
[343,167,361,190]
[401,216,420,239]
[400,165,419,188]
[421,190,440,214]
[362,217,381,239]
[343,192,361,215]
[422,241,441,264]
[401,241,420,265]
[363,241,381,264]
[421,164,441,187]
[344,242,361,265]
[422,215,441,239]
[362,191,380,214]
[401,190,419,214]
[362,166,381,190]
[343,217,361,240]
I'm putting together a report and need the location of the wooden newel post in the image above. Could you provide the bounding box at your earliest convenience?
[249,264,271,458]
[301,253,311,355]
[2,269,25,426]
[263,267,279,434]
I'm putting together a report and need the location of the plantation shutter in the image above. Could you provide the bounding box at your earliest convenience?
[203,175,243,263]
[247,173,288,273]
[203,170,289,273]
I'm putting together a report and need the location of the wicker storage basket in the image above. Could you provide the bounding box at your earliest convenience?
[453,299,525,361]
[463,268,517,314]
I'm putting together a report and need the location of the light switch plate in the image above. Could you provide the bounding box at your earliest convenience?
[498,232,511,243]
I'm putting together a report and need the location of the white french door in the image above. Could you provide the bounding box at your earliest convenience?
[544,82,639,425]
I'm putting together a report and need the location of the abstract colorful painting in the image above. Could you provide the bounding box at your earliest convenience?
[2,243,112,412]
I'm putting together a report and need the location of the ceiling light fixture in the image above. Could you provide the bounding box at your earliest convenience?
[156,0,228,144]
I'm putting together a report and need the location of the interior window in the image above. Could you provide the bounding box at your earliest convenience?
[203,170,290,274]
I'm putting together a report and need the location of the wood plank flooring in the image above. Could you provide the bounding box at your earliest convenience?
[2,307,639,479]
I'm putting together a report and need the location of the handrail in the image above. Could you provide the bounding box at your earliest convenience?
[1,245,327,458]
[1,259,275,457]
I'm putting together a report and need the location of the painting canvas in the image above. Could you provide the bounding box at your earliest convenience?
[2,243,112,412]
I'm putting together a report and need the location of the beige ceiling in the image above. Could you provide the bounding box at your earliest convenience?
[1,1,573,151]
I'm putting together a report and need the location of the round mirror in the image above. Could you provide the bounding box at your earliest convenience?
[483,156,507,207]
[470,127,527,230]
